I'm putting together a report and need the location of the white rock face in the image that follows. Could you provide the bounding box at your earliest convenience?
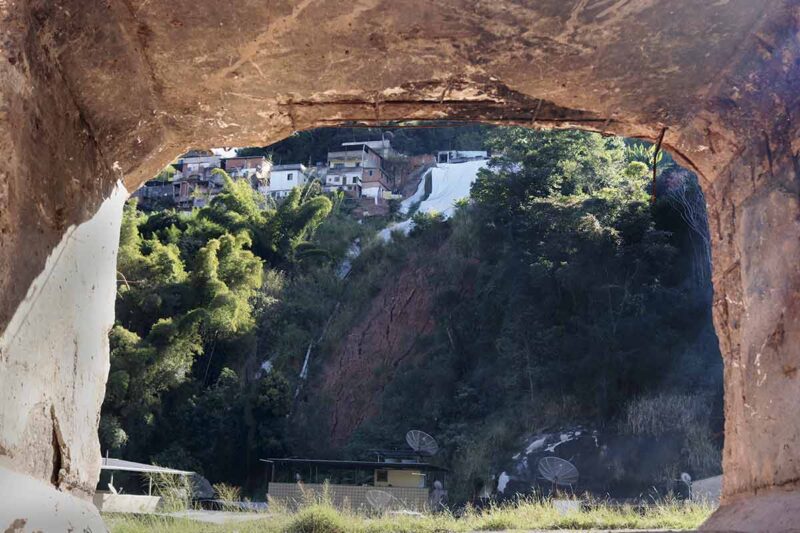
[497,471,510,493]
[0,181,128,530]
[0,466,107,531]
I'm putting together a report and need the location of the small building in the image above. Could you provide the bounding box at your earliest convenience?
[172,167,226,209]
[131,181,175,210]
[266,163,308,199]
[341,138,395,159]
[176,154,222,175]
[436,150,488,164]
[325,143,393,200]
[263,457,447,512]
[222,155,270,182]
[93,457,199,514]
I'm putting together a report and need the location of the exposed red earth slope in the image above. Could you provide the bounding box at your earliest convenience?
[320,257,437,446]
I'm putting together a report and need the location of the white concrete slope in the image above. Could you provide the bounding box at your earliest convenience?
[419,159,488,217]
[380,159,488,241]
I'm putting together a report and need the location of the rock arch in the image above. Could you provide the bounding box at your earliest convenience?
[1,0,799,530]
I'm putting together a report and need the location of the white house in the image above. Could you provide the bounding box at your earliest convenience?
[324,167,362,196]
[266,164,307,198]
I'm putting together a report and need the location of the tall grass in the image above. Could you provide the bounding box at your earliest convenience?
[146,472,193,512]
[619,392,721,478]
[106,495,715,532]
[212,482,243,512]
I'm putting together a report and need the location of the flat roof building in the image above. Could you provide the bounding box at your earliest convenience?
[263,457,447,512]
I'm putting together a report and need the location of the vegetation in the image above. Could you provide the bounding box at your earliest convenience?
[105,496,714,532]
[298,128,722,499]
[104,126,721,508]
[101,175,341,489]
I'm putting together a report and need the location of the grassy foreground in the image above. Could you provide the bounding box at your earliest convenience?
[106,498,715,532]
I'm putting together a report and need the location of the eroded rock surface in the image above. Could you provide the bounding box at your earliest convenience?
[2,0,800,529]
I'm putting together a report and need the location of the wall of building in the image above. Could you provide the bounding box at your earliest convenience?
[377,469,425,489]
[270,169,304,193]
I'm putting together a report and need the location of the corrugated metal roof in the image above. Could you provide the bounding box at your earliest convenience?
[261,458,448,472]
[101,457,193,475]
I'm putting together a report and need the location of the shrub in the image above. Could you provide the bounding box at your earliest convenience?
[147,472,193,512]
[212,482,242,511]
[286,504,348,533]
[619,393,710,437]
[618,393,721,478]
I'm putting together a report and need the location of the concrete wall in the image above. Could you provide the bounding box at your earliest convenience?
[93,493,162,514]
[268,482,430,512]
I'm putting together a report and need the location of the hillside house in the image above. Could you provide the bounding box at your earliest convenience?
[131,181,175,210]
[266,163,308,199]
[222,155,270,184]
[325,143,393,200]
[341,138,396,159]
[176,154,221,175]
[171,154,227,209]
[133,152,272,210]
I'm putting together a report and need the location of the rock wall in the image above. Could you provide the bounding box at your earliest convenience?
[2,0,800,530]
[0,183,127,529]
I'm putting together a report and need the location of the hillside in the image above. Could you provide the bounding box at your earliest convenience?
[292,129,723,501]
[102,126,722,503]
[320,256,437,445]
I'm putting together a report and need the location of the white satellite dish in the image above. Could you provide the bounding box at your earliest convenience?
[538,456,579,487]
[680,472,693,499]
[405,430,439,456]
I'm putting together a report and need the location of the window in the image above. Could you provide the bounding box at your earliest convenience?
[287,173,293,180]
[376,470,388,483]
[368,170,374,177]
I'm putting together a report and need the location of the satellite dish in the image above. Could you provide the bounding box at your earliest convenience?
[366,489,395,512]
[406,430,439,456]
[537,457,579,487]
[680,472,692,484]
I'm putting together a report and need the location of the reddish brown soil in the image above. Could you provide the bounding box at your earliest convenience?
[319,257,436,445]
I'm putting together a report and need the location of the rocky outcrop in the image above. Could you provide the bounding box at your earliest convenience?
[498,428,709,500]
[320,257,436,445]
[2,0,800,529]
